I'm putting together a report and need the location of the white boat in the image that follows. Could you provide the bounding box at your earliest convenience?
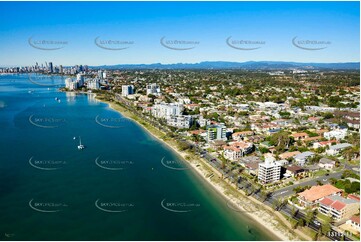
[73,137,76,140]
[77,136,85,150]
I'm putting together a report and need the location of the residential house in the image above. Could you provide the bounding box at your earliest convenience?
[324,129,348,140]
[326,143,352,156]
[345,216,360,231]
[313,140,337,149]
[285,165,307,178]
[318,158,336,169]
[232,131,254,141]
[294,151,315,166]
[279,151,301,160]
[291,132,309,141]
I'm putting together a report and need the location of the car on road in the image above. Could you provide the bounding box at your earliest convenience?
[325,173,330,176]
[313,220,321,226]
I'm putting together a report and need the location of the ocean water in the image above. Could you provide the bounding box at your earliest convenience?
[0,74,275,241]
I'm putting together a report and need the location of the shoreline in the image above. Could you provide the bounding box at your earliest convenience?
[95,95,306,241]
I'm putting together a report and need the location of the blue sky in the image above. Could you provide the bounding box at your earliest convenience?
[0,1,359,66]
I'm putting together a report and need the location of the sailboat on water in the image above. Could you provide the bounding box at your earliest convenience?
[77,136,85,150]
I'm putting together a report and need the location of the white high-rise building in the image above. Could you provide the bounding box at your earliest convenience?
[146,83,161,96]
[122,85,135,97]
[65,78,77,90]
[258,158,281,184]
[76,74,85,87]
[87,79,100,90]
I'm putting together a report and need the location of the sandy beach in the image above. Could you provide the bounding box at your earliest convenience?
[97,96,309,241]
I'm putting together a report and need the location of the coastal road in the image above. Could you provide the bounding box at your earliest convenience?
[271,171,343,199]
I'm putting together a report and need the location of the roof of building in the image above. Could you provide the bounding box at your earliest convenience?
[291,132,309,138]
[329,143,352,150]
[319,158,336,165]
[298,184,341,202]
[303,136,322,142]
[347,194,360,201]
[279,151,301,159]
[350,215,360,224]
[287,165,305,173]
[319,195,359,211]
[295,151,315,160]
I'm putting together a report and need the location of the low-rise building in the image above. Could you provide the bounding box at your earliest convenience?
[291,132,309,141]
[223,141,253,161]
[326,143,352,156]
[318,158,336,169]
[294,151,315,166]
[319,195,360,221]
[279,151,301,160]
[313,140,337,149]
[324,129,347,140]
[297,184,342,208]
[232,131,254,141]
[345,216,360,231]
[285,165,307,178]
[166,115,193,129]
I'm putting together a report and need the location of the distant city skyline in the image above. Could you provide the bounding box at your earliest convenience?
[0,1,359,66]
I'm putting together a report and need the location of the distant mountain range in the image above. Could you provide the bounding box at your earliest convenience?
[92,61,360,70]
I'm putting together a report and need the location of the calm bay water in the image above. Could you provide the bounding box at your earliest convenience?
[0,74,274,241]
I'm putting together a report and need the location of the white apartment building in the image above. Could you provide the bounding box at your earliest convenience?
[122,85,135,97]
[166,115,193,129]
[87,79,100,90]
[223,141,253,161]
[258,158,281,184]
[65,78,78,90]
[319,195,360,221]
[146,83,161,96]
[76,74,84,87]
[324,129,348,140]
[151,103,183,119]
[198,116,211,127]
